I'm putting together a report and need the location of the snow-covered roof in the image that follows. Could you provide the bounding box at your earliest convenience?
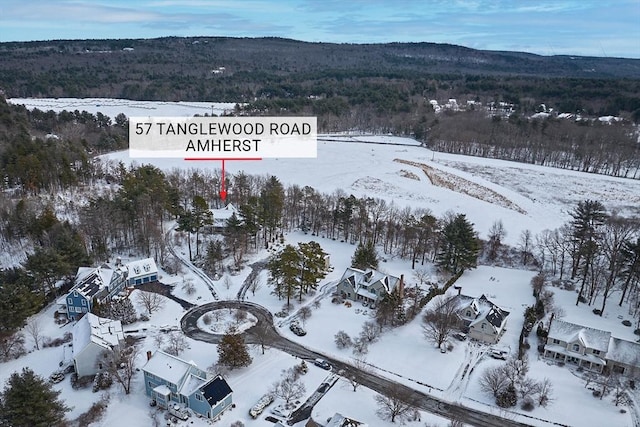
[326,413,367,427]
[548,319,611,352]
[210,203,242,227]
[180,373,207,397]
[73,265,116,298]
[72,313,124,357]
[153,384,171,397]
[339,267,400,296]
[143,350,200,386]
[607,337,640,367]
[450,294,509,329]
[126,258,157,279]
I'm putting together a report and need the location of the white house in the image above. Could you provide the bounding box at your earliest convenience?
[544,318,640,375]
[543,319,610,372]
[208,203,243,230]
[72,313,124,377]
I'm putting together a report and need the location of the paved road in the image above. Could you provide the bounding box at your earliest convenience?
[180,301,538,427]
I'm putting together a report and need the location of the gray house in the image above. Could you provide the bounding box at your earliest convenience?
[449,294,509,344]
[336,267,402,307]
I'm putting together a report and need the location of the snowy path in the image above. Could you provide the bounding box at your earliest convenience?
[165,225,221,299]
[445,341,488,401]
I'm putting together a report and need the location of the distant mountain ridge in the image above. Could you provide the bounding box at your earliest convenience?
[0,36,638,80]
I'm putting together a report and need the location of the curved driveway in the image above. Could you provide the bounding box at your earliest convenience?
[180,301,538,427]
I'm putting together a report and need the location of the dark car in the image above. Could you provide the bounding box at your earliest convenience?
[290,323,307,336]
[314,358,331,370]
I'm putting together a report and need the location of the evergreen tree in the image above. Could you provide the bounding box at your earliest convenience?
[569,200,607,306]
[217,333,252,369]
[0,368,70,427]
[259,176,285,247]
[267,244,301,308]
[436,214,479,274]
[297,241,328,300]
[352,240,378,270]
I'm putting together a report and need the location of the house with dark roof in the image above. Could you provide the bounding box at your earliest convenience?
[60,264,128,320]
[336,267,402,307]
[449,294,509,344]
[142,350,233,420]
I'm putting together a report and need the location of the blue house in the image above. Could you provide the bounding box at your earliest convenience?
[59,264,128,320]
[142,350,233,420]
[125,258,158,286]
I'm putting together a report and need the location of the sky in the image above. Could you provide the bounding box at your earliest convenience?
[0,0,639,59]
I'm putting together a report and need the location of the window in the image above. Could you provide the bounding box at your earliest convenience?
[592,350,600,356]
[81,299,86,306]
[572,344,580,352]
[553,339,560,344]
[481,324,486,329]
[195,393,204,401]
[67,298,73,304]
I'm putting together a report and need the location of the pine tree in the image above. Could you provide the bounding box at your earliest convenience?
[297,241,328,300]
[217,332,252,369]
[0,368,70,427]
[351,240,378,270]
[436,214,479,274]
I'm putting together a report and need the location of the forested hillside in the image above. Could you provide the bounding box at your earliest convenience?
[1,37,639,178]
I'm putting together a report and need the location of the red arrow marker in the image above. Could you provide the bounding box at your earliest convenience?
[220,159,227,202]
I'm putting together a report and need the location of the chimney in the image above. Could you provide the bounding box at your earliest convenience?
[146,350,152,361]
[398,274,404,299]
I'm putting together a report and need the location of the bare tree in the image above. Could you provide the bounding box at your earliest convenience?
[252,324,274,355]
[352,338,369,356]
[421,295,459,347]
[233,309,247,326]
[479,366,509,398]
[272,368,306,406]
[0,332,26,361]
[359,321,380,343]
[224,274,233,290]
[537,378,554,407]
[135,290,166,316]
[412,268,431,287]
[182,278,196,296]
[374,383,416,423]
[487,220,506,261]
[517,377,541,401]
[248,274,262,296]
[24,319,43,350]
[519,229,533,265]
[334,331,353,349]
[163,332,190,356]
[101,345,139,394]
[298,306,312,327]
[345,357,370,392]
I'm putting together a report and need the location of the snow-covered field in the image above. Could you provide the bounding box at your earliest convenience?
[2,98,639,427]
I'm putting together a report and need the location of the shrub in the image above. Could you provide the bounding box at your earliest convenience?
[92,372,113,392]
[75,395,109,426]
[521,397,535,411]
[71,373,94,390]
[592,308,602,315]
[496,384,517,408]
[622,320,632,327]
[202,313,212,325]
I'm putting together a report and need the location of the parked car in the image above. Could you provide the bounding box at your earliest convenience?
[489,350,507,360]
[313,358,331,370]
[453,332,467,341]
[49,372,65,384]
[289,323,307,336]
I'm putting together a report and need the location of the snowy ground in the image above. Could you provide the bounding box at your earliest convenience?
[2,98,639,426]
